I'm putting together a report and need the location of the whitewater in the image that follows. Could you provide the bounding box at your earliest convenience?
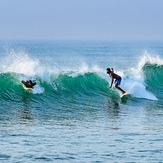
[0,40,163,162]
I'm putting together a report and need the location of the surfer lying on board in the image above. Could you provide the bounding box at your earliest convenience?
[106,68,126,95]
[22,80,36,89]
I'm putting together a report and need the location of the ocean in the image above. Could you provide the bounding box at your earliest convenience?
[0,40,163,162]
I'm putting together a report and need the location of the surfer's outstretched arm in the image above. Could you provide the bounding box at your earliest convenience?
[109,76,114,88]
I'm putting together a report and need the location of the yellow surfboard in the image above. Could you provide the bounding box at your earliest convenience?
[121,92,128,98]
[22,83,33,91]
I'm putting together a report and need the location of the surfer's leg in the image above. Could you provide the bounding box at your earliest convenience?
[115,83,126,94]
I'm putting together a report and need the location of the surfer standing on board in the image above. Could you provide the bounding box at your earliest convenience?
[106,68,126,95]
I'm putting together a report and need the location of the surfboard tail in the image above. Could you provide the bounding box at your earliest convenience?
[121,92,128,98]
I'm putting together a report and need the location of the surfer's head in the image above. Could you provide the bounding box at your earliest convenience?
[106,68,111,74]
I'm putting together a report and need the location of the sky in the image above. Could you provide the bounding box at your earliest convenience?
[0,0,163,40]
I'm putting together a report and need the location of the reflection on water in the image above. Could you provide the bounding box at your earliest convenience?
[0,92,163,162]
[17,106,33,124]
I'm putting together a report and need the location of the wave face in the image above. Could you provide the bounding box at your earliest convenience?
[143,63,163,99]
[0,72,118,104]
[140,53,163,99]
[122,53,163,101]
[0,48,163,104]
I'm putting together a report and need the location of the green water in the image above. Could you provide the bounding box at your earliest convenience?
[0,40,163,162]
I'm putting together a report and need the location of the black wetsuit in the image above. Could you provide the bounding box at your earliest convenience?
[22,80,36,89]
[111,72,121,80]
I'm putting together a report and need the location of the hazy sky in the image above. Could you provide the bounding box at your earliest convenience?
[0,0,163,40]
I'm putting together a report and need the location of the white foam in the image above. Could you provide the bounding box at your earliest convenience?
[32,84,44,94]
[1,49,39,76]
[1,49,159,100]
[103,52,159,101]
[64,62,102,77]
[121,52,160,100]
[125,80,157,100]
[137,51,163,70]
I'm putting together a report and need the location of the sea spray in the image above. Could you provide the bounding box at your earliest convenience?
[120,52,160,100]
[0,49,39,76]
[0,48,162,101]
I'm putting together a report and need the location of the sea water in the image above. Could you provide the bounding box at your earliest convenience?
[0,40,163,162]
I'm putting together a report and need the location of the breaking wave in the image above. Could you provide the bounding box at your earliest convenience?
[0,50,162,103]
